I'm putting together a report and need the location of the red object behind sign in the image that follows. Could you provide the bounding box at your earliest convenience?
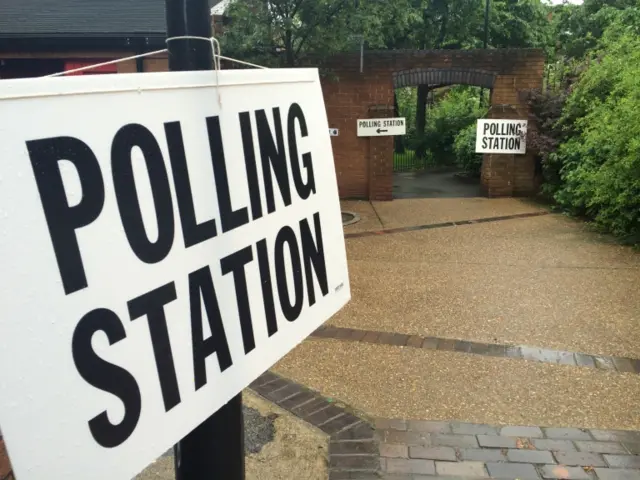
[64,60,118,75]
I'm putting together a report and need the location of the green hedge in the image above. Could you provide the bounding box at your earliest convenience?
[550,24,640,243]
[453,124,483,176]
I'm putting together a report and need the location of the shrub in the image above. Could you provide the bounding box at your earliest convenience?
[416,87,488,164]
[551,25,640,242]
[453,124,483,176]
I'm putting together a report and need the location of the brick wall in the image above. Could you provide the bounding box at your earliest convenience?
[1,48,543,201]
[318,48,545,199]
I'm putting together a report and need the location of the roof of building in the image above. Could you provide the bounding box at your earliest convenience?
[0,0,223,37]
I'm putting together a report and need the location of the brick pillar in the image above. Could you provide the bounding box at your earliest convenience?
[0,428,12,480]
[367,104,394,201]
[480,104,537,197]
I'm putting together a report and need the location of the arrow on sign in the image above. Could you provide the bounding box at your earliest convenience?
[376,128,388,134]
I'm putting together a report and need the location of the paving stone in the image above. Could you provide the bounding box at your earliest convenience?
[252,377,290,396]
[421,337,440,349]
[533,439,578,452]
[263,382,303,403]
[590,431,640,443]
[507,449,555,464]
[604,455,640,468]
[557,351,578,366]
[334,422,376,441]
[594,468,640,480]
[305,405,344,426]
[505,346,523,359]
[380,444,409,458]
[408,420,451,433]
[453,340,473,353]
[390,333,410,346]
[330,454,381,470]
[501,426,544,438]
[249,371,279,388]
[543,428,592,441]
[486,461,540,479]
[478,435,518,448]
[277,391,317,411]
[594,356,617,371]
[322,413,363,435]
[438,339,457,351]
[376,418,408,431]
[575,441,628,454]
[574,353,596,368]
[385,430,429,446]
[452,422,498,435]
[486,344,507,357]
[436,461,488,477]
[432,434,479,448]
[540,465,589,479]
[330,470,381,479]
[361,331,380,343]
[330,441,379,456]
[384,458,436,475]
[460,448,507,462]
[351,330,370,342]
[553,451,606,467]
[291,397,330,418]
[433,477,493,480]
[470,342,494,355]
[612,357,637,373]
[407,335,424,348]
[624,444,640,455]
[409,446,456,461]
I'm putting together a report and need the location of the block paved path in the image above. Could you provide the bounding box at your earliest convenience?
[252,371,640,480]
[273,195,640,479]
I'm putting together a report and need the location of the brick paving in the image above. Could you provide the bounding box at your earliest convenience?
[4,369,638,480]
[376,417,640,480]
[246,370,640,480]
[310,325,640,375]
[344,211,549,239]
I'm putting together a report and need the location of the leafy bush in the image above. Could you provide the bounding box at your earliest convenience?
[523,88,570,197]
[453,124,483,176]
[550,20,640,242]
[415,87,488,164]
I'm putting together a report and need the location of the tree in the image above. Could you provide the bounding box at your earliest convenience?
[550,0,640,59]
[220,0,375,67]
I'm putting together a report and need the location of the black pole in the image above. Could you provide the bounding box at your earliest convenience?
[165,1,245,479]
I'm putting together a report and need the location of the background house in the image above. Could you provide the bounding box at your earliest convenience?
[0,0,224,78]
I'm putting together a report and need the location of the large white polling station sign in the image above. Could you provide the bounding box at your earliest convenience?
[0,69,350,480]
[475,119,528,154]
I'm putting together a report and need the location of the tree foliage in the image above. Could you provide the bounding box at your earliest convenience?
[220,0,360,67]
[220,0,556,67]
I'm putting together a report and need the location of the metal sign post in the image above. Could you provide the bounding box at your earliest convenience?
[165,1,245,479]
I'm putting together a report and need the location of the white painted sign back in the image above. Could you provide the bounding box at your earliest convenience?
[0,69,350,480]
[475,119,528,154]
[357,118,406,137]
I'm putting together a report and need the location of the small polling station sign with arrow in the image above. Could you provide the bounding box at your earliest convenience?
[357,118,406,137]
